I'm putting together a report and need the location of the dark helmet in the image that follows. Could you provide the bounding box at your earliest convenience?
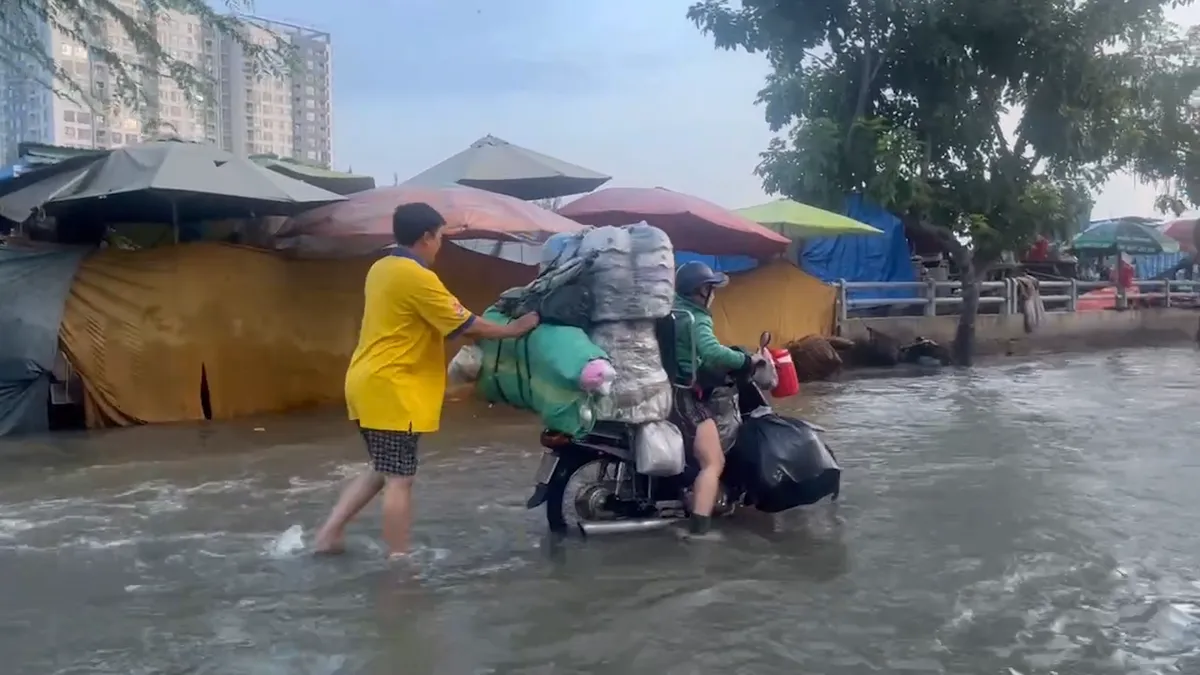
[676,261,729,296]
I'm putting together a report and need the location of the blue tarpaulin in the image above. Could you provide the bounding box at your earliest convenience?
[798,195,917,301]
[1132,252,1187,279]
[673,252,758,274]
[0,246,88,436]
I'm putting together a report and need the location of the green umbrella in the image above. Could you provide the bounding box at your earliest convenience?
[734,198,883,238]
[1071,218,1179,255]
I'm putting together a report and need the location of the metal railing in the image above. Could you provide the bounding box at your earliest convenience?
[834,278,1200,324]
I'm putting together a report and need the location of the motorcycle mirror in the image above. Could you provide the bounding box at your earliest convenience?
[759,331,772,349]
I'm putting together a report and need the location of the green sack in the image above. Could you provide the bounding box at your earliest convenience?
[475,307,608,437]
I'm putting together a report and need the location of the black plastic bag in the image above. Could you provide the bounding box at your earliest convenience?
[728,413,841,513]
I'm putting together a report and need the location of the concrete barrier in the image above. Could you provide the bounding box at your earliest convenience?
[840,308,1200,356]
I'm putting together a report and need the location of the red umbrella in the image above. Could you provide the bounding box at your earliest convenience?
[277,185,586,256]
[556,187,790,258]
[1160,218,1198,253]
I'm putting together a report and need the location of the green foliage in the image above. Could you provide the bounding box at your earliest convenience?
[687,0,1197,267]
[0,0,295,129]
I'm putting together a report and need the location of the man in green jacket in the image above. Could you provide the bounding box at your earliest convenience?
[668,261,755,538]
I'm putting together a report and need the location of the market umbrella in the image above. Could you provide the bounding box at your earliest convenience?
[1070,218,1179,255]
[403,135,611,201]
[274,184,587,257]
[556,186,790,258]
[1160,218,1198,253]
[734,198,883,237]
[0,140,345,227]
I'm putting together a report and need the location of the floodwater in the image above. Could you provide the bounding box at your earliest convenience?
[2,348,1199,674]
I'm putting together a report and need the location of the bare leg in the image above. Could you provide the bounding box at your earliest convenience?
[380,476,415,557]
[313,469,384,554]
[689,419,725,532]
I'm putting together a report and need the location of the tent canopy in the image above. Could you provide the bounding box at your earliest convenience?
[735,199,883,237]
[250,155,376,195]
[0,140,345,226]
[403,135,610,200]
[273,184,587,257]
[557,186,790,258]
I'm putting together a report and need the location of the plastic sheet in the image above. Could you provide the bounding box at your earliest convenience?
[0,245,88,436]
[578,224,675,322]
[589,320,673,423]
[634,420,685,476]
[447,345,483,387]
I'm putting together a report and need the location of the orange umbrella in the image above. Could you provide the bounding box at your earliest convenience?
[279,185,586,256]
[557,187,790,258]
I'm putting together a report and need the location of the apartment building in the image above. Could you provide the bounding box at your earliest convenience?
[0,7,332,166]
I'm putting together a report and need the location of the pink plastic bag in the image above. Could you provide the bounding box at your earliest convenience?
[578,359,616,395]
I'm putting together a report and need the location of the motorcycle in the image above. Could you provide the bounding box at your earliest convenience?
[525,324,834,536]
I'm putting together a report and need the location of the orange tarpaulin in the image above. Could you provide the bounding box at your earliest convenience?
[60,242,535,427]
[711,261,836,346]
[60,244,832,428]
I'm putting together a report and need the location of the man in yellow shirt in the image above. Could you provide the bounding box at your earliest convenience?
[313,202,538,557]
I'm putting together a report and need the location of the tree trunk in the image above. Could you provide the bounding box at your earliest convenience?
[952,256,980,367]
[905,216,979,366]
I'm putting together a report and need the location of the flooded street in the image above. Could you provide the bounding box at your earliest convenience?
[2,347,1199,674]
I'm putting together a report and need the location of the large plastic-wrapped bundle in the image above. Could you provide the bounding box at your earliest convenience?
[590,320,673,423]
[578,224,675,322]
[475,308,610,437]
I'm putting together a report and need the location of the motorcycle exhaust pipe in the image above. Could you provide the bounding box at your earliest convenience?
[578,518,675,537]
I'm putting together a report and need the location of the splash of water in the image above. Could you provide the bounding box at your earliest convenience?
[265,524,306,558]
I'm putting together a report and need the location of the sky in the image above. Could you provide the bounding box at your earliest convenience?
[250,0,1200,221]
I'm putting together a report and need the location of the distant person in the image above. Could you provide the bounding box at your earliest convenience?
[312,203,539,558]
[1111,255,1135,289]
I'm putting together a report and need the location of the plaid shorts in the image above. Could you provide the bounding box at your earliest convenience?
[359,427,421,477]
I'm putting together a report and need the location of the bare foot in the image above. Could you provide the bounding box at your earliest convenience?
[312,529,345,555]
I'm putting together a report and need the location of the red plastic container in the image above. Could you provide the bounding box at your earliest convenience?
[769,347,800,398]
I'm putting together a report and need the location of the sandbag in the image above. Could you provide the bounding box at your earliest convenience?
[727,413,840,513]
[787,335,843,382]
[476,308,608,437]
[578,224,674,321]
[634,420,685,476]
[589,320,673,423]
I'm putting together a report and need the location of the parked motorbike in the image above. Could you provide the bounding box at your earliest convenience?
[525,329,834,536]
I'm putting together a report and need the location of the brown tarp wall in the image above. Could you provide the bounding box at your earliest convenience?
[60,244,834,428]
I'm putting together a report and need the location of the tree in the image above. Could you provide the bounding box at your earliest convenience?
[0,0,293,129]
[688,0,1198,365]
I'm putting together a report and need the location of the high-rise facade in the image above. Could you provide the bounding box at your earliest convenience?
[0,7,332,166]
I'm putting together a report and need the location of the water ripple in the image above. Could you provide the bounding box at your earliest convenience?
[0,347,1198,673]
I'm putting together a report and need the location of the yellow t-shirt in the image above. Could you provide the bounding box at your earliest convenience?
[344,252,474,432]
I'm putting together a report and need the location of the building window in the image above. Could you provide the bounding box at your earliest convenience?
[64,110,76,122]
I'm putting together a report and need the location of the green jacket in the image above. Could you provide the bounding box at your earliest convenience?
[670,294,749,385]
